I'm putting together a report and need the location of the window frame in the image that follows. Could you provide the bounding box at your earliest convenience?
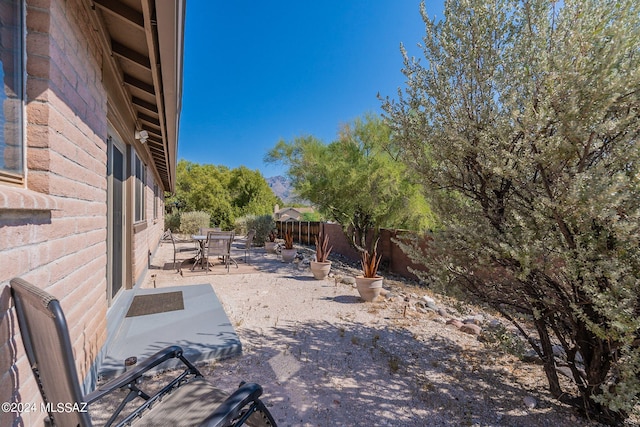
[133,152,146,223]
[0,0,26,185]
[153,183,159,220]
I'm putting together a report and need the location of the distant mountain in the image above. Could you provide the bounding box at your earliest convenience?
[267,175,295,203]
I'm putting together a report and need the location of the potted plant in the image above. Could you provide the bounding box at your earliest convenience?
[355,242,383,302]
[265,230,278,254]
[310,229,332,279]
[281,231,297,262]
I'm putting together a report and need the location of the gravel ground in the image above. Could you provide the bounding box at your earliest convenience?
[91,239,638,426]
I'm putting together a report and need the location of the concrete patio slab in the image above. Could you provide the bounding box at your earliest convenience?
[99,283,241,379]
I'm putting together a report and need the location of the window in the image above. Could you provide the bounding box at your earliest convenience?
[134,153,145,222]
[0,0,25,183]
[153,183,158,219]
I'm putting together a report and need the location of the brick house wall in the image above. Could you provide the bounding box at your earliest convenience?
[132,175,165,287]
[0,1,108,425]
[0,0,167,425]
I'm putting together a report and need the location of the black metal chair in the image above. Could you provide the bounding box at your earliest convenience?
[165,229,197,273]
[10,278,277,427]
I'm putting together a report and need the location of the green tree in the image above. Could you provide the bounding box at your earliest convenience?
[167,160,279,230]
[266,113,435,252]
[169,160,234,228]
[228,166,281,217]
[382,0,640,423]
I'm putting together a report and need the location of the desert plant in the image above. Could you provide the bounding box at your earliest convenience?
[233,215,249,235]
[179,211,210,235]
[164,212,180,232]
[314,229,332,262]
[241,214,275,246]
[283,231,294,250]
[360,240,381,278]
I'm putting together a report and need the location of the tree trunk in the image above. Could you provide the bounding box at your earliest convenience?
[535,318,564,398]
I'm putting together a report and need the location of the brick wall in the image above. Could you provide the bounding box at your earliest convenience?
[0,0,110,425]
[130,171,165,287]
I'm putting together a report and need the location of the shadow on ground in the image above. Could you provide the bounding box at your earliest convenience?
[199,320,597,427]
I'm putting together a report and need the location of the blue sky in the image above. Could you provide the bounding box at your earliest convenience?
[178,1,445,177]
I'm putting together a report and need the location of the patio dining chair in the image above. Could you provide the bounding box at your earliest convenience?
[200,227,222,235]
[9,277,278,427]
[238,229,256,264]
[204,231,237,273]
[166,229,196,273]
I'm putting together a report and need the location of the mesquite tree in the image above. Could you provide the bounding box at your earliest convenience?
[265,114,435,252]
[382,0,640,424]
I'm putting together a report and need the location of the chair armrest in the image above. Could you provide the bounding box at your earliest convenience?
[84,345,185,403]
[198,383,264,427]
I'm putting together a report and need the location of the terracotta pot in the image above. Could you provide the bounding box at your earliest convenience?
[355,276,384,302]
[310,261,331,280]
[264,241,277,254]
[281,248,297,262]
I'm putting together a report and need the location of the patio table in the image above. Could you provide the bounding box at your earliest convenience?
[190,233,237,271]
[190,235,207,270]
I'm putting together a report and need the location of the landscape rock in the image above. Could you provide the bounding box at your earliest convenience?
[460,323,482,335]
[487,319,502,329]
[464,314,484,325]
[523,396,537,409]
[341,276,356,285]
[446,319,464,329]
[422,296,438,311]
[556,366,575,381]
[522,349,540,363]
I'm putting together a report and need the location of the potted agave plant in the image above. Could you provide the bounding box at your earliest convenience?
[265,230,278,254]
[281,231,297,262]
[310,229,332,279]
[355,242,383,302]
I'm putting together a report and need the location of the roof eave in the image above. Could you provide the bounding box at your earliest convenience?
[154,0,185,192]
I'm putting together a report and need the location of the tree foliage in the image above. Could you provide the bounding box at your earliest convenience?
[382,0,640,423]
[265,113,435,252]
[167,160,280,230]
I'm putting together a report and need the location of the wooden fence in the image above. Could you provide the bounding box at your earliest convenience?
[276,220,322,246]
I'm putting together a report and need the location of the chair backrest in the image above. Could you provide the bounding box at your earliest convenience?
[244,229,256,249]
[10,278,93,427]
[199,227,221,235]
[205,231,233,257]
